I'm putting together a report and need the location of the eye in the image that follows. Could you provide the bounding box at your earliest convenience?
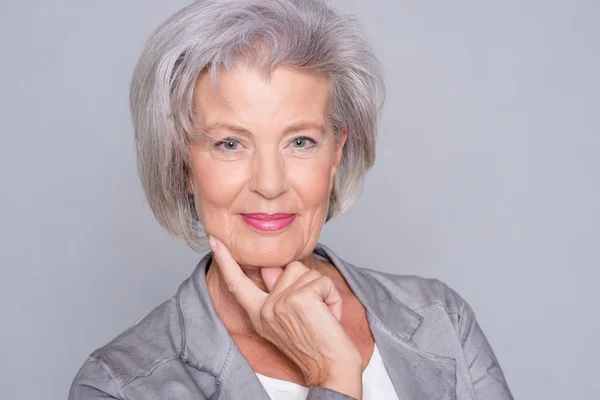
[290,136,317,149]
[214,138,242,152]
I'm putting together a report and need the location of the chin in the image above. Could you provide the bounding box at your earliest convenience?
[231,234,311,269]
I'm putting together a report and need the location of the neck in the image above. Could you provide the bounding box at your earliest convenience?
[205,252,332,336]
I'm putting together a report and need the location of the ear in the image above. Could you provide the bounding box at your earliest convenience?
[331,124,348,178]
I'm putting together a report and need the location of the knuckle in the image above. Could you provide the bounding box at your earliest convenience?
[259,304,275,321]
[272,299,288,316]
[285,293,307,309]
[304,270,322,281]
[317,275,333,286]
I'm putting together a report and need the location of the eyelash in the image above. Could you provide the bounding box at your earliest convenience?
[213,136,318,154]
[289,136,318,151]
[213,137,243,153]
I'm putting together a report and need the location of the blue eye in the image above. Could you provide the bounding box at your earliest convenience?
[293,139,306,147]
[215,138,241,152]
[290,136,316,149]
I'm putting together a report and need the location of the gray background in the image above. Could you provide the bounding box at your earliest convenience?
[1,0,598,399]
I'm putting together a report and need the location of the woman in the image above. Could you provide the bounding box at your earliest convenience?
[70,0,514,399]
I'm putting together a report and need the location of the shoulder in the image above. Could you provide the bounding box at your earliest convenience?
[92,297,184,384]
[70,296,185,398]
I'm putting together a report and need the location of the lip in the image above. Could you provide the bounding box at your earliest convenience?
[239,213,296,232]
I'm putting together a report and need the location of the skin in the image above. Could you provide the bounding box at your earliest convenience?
[188,63,374,399]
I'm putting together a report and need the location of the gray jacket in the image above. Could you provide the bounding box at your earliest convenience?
[70,244,514,400]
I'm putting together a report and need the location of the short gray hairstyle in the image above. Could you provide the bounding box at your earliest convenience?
[130,0,385,251]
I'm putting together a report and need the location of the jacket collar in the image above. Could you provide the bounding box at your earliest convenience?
[176,243,456,399]
[313,244,423,340]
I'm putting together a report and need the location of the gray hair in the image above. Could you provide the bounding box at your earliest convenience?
[130,0,385,251]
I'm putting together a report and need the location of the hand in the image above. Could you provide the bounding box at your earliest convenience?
[209,236,363,399]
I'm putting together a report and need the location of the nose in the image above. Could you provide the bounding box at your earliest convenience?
[248,146,288,199]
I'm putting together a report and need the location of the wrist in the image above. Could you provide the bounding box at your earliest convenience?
[314,364,363,400]
[318,378,362,400]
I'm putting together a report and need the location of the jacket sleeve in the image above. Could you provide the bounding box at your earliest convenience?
[307,387,358,400]
[454,290,515,400]
[69,357,123,400]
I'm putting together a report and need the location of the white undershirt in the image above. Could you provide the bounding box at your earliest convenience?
[256,343,399,400]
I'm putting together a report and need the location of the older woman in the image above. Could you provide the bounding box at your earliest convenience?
[70,1,513,399]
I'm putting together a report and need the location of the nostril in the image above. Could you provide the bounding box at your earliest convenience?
[249,153,287,199]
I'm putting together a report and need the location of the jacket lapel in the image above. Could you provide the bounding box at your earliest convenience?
[217,344,272,400]
[178,253,272,400]
[315,244,457,400]
[370,319,457,399]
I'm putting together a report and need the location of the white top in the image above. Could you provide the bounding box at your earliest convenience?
[256,343,399,400]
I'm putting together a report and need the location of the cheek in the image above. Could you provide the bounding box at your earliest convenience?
[288,156,334,211]
[190,153,248,220]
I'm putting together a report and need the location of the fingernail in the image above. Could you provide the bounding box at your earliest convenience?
[208,235,217,252]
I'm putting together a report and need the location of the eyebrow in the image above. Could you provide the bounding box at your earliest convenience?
[205,122,326,136]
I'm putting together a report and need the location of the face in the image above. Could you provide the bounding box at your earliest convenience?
[189,64,346,268]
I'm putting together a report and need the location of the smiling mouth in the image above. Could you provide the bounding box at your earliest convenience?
[239,213,296,232]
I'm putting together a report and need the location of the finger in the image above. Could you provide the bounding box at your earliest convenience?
[209,235,267,314]
[297,276,343,322]
[261,267,284,292]
[282,269,322,293]
[266,261,311,296]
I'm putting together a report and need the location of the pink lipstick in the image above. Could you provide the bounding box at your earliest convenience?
[240,213,296,232]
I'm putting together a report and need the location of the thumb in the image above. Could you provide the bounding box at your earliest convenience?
[260,267,284,293]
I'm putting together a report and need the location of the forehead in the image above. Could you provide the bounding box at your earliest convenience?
[193,64,330,128]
